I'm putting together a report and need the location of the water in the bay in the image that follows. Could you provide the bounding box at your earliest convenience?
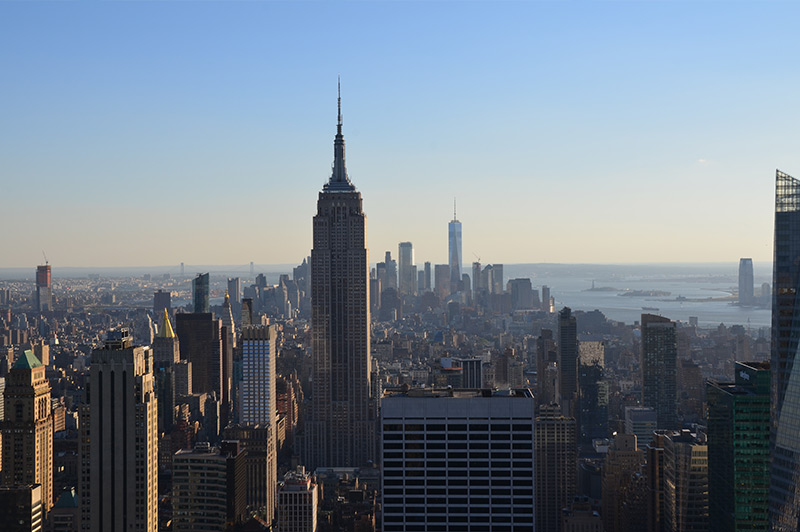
[503,263,772,329]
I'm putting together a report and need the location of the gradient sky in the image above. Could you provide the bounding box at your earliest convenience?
[1,1,797,268]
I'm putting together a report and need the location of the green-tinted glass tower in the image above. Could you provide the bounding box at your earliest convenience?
[707,361,770,532]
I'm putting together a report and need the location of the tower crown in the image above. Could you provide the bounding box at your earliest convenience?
[325,77,356,192]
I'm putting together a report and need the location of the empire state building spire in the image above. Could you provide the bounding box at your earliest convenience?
[327,77,354,191]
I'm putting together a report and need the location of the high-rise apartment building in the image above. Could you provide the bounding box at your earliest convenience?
[192,272,210,314]
[663,430,709,532]
[707,361,770,532]
[382,388,535,531]
[641,313,678,429]
[305,86,374,469]
[1,350,53,515]
[771,170,800,531]
[240,325,276,428]
[277,466,319,532]
[35,264,52,313]
[624,406,658,449]
[738,258,755,306]
[398,242,416,295]
[535,403,577,532]
[449,202,462,285]
[172,441,247,532]
[79,329,158,532]
[601,433,644,532]
[559,307,578,412]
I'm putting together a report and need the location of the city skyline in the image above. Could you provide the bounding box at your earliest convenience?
[2,2,798,267]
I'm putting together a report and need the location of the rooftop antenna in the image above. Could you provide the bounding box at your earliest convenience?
[453,197,457,221]
[337,75,342,129]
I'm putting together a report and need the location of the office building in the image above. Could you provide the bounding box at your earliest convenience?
[472,261,482,294]
[423,261,432,292]
[1,350,53,515]
[508,278,534,310]
[625,406,658,449]
[535,403,577,532]
[227,277,242,308]
[153,308,179,433]
[771,170,800,531]
[398,242,416,296]
[175,313,223,398]
[153,289,171,317]
[738,258,754,306]
[304,85,375,469]
[537,329,558,406]
[541,285,551,312]
[562,496,603,532]
[35,264,52,313]
[434,264,451,301]
[663,430,709,532]
[192,273,210,314]
[172,441,247,532]
[79,329,158,532]
[578,358,607,442]
[223,424,276,520]
[449,202,462,285]
[455,358,482,388]
[707,361,770,532]
[602,433,644,532]
[0,485,43,532]
[641,313,678,429]
[646,432,667,532]
[382,388,535,531]
[559,307,578,412]
[277,466,319,532]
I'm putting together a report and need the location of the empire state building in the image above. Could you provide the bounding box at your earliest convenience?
[305,84,375,469]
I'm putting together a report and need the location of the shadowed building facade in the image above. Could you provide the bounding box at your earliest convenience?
[304,85,375,469]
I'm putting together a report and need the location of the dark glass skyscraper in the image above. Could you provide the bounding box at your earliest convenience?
[304,84,374,469]
[193,272,210,314]
[559,307,578,411]
[770,170,800,531]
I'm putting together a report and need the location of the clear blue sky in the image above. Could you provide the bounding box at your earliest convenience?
[1,1,797,268]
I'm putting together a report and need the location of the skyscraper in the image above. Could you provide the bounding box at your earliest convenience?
[35,264,52,313]
[770,170,800,531]
[707,361,770,532]
[1,350,53,515]
[192,272,209,314]
[535,404,577,532]
[79,329,158,532]
[240,325,277,427]
[559,307,578,412]
[382,388,535,530]
[641,313,678,429]
[277,466,319,532]
[175,313,223,398]
[153,308,179,433]
[305,84,374,469]
[448,200,462,285]
[738,258,754,306]
[397,242,416,295]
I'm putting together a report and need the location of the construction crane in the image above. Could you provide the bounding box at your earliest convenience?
[42,250,48,265]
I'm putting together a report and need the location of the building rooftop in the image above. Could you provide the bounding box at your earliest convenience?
[12,349,42,370]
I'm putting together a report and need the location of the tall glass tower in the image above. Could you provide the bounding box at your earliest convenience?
[771,170,800,531]
[304,83,374,469]
[448,200,462,284]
